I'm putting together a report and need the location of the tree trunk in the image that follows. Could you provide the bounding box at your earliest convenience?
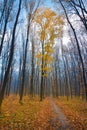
[0,0,22,108]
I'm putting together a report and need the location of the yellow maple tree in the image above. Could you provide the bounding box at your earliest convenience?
[33,8,64,100]
[34,8,64,77]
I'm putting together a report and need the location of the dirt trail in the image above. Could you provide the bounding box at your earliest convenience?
[49,98,73,130]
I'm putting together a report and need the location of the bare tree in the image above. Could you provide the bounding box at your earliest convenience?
[0,0,22,108]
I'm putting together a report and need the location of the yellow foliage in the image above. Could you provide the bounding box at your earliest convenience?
[34,8,64,77]
[36,53,42,58]
[34,7,64,41]
[40,30,46,40]
[45,45,54,53]
[43,54,54,61]
[41,67,52,71]
[42,74,48,77]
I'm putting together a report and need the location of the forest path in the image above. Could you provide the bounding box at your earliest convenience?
[49,97,73,130]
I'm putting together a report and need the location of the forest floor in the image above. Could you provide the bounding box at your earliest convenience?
[55,97,87,130]
[0,95,87,130]
[49,98,73,129]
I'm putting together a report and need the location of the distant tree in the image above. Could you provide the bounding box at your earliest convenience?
[53,0,87,100]
[19,0,41,103]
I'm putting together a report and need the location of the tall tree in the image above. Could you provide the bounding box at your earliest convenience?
[53,0,87,100]
[35,8,64,100]
[19,0,40,103]
[0,0,22,108]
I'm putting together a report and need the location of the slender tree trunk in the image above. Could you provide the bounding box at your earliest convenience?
[40,41,44,101]
[19,17,30,103]
[30,38,35,97]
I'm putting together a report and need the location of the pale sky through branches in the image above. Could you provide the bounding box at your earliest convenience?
[42,0,54,9]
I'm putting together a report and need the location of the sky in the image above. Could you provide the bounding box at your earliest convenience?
[42,0,55,10]
[45,0,54,7]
